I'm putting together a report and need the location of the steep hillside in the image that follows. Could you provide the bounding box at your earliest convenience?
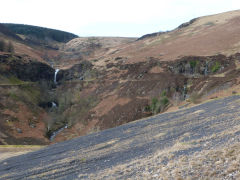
[0,25,138,145]
[0,53,55,145]
[2,10,240,145]
[96,10,240,63]
[47,10,240,142]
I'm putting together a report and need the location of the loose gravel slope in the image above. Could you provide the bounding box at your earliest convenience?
[1,96,240,179]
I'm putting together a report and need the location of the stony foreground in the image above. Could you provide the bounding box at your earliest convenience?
[1,96,240,179]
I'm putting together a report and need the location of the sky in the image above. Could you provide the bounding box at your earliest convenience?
[1,0,240,37]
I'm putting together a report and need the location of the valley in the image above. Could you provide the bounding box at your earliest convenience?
[1,10,240,145]
[0,8,240,179]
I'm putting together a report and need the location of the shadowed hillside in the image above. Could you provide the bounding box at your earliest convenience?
[3,23,78,43]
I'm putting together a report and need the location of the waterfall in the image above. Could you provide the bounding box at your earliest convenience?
[54,69,60,84]
[52,102,57,108]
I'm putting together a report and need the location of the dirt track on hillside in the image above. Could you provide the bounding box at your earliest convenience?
[1,96,240,179]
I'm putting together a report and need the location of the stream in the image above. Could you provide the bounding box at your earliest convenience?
[49,68,68,141]
[49,125,68,141]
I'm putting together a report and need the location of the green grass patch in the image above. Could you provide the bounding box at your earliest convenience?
[8,76,24,85]
[148,93,169,115]
[0,75,25,85]
[161,90,167,97]
[211,62,221,73]
[189,60,199,69]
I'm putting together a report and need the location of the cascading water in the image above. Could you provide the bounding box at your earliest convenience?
[183,84,187,100]
[52,102,57,108]
[54,69,60,84]
[50,125,68,141]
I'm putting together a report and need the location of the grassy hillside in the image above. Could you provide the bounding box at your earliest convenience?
[102,10,240,63]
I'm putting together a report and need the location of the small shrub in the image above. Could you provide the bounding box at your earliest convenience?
[150,97,159,113]
[150,96,169,115]
[211,62,221,73]
[161,96,169,105]
[189,60,198,69]
[161,90,167,97]
[144,105,151,112]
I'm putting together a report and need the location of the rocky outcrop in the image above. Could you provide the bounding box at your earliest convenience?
[167,55,233,77]
[177,18,198,29]
[137,31,166,41]
[137,18,198,41]
[57,61,94,82]
[0,54,55,82]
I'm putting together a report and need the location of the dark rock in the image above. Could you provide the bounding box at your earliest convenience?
[137,31,166,41]
[167,54,232,77]
[38,102,55,109]
[16,128,22,133]
[115,57,123,61]
[0,54,55,82]
[58,61,94,81]
[177,18,198,29]
[106,63,114,69]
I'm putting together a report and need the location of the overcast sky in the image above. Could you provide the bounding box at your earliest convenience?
[1,0,240,37]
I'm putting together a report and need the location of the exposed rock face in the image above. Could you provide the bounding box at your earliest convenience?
[177,18,198,29]
[137,31,166,41]
[167,55,233,76]
[0,54,55,82]
[57,61,94,81]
